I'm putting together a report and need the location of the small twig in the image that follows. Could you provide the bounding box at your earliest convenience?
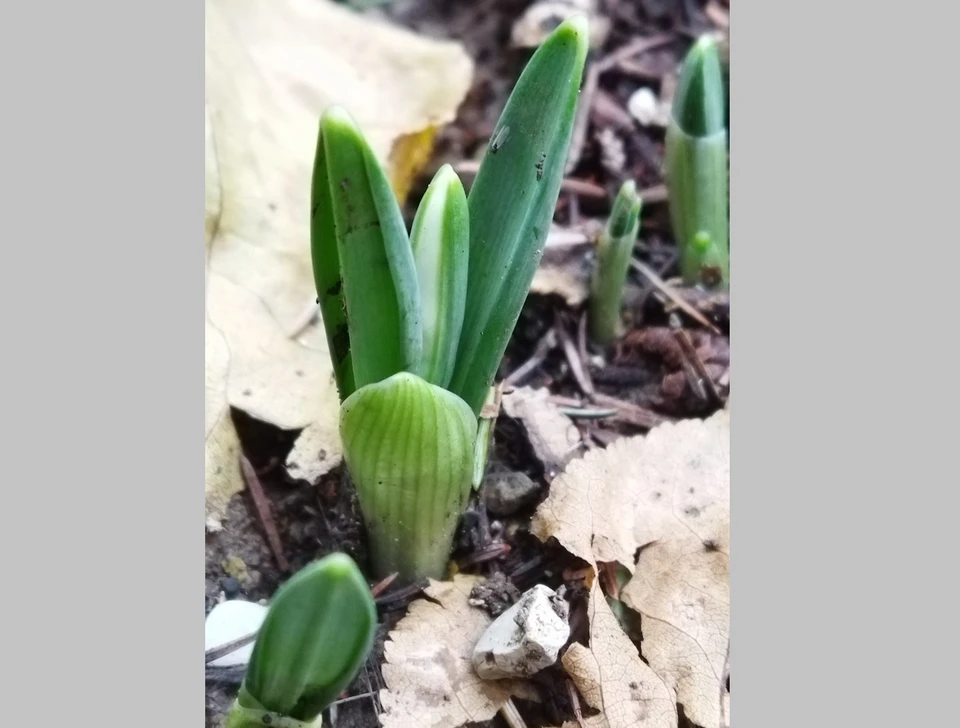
[286,300,320,340]
[567,678,587,728]
[636,183,668,204]
[240,454,290,572]
[205,664,247,684]
[374,580,427,607]
[577,312,592,371]
[670,319,722,405]
[454,160,607,198]
[559,407,618,419]
[330,690,378,708]
[205,629,258,665]
[500,698,529,728]
[565,61,600,173]
[509,555,544,581]
[591,392,670,429]
[459,543,511,568]
[615,58,662,81]
[369,572,399,598]
[567,34,674,174]
[560,177,608,199]
[548,393,585,408]
[556,318,594,396]
[630,259,722,334]
[505,329,557,386]
[568,192,581,226]
[598,34,675,72]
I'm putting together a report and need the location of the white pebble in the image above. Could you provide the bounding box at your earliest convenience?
[205,600,268,667]
[628,87,666,127]
[473,584,571,680]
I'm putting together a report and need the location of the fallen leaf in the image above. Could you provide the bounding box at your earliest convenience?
[532,410,729,728]
[379,575,536,728]
[511,0,611,50]
[204,0,473,527]
[502,387,583,477]
[529,222,603,306]
[562,583,676,728]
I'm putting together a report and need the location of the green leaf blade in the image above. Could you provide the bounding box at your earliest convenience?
[449,15,590,414]
[310,126,355,400]
[410,164,469,388]
[320,106,422,390]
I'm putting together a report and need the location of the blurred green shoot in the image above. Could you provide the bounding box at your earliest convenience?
[225,554,376,728]
[589,180,642,346]
[664,35,729,289]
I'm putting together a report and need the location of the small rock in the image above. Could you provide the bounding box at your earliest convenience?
[205,599,268,667]
[627,87,667,127]
[221,555,250,584]
[484,466,541,517]
[221,577,241,598]
[473,584,571,680]
[469,572,522,617]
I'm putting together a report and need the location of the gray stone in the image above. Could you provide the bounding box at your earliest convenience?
[484,467,541,516]
[472,584,571,680]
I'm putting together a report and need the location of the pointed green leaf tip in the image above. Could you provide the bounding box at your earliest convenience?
[671,35,726,138]
[241,553,376,722]
[410,164,469,389]
[449,14,590,415]
[607,180,641,239]
[589,180,643,345]
[312,105,422,399]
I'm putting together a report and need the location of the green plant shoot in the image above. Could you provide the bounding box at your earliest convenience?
[448,15,590,415]
[225,553,376,728]
[409,164,469,388]
[311,107,422,401]
[310,16,590,582]
[664,34,729,289]
[589,180,642,345]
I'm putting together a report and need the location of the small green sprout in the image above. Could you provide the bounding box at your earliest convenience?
[589,180,643,345]
[225,553,376,728]
[664,34,729,290]
[311,16,589,581]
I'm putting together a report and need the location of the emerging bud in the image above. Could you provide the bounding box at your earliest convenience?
[589,180,643,345]
[665,35,729,289]
[226,553,377,727]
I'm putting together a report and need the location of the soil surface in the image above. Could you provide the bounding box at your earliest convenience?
[205,2,730,727]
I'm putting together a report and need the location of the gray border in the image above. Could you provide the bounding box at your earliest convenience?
[1,0,199,722]
[733,1,958,726]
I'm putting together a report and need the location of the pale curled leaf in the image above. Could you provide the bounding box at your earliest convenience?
[562,584,676,728]
[532,410,729,728]
[379,576,536,728]
[204,0,473,527]
[502,387,583,476]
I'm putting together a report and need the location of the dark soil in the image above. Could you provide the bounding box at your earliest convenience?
[206,2,730,727]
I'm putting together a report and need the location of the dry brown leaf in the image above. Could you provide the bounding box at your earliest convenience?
[562,583,676,728]
[532,410,729,728]
[502,387,583,477]
[204,0,473,527]
[379,575,536,728]
[529,222,604,306]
